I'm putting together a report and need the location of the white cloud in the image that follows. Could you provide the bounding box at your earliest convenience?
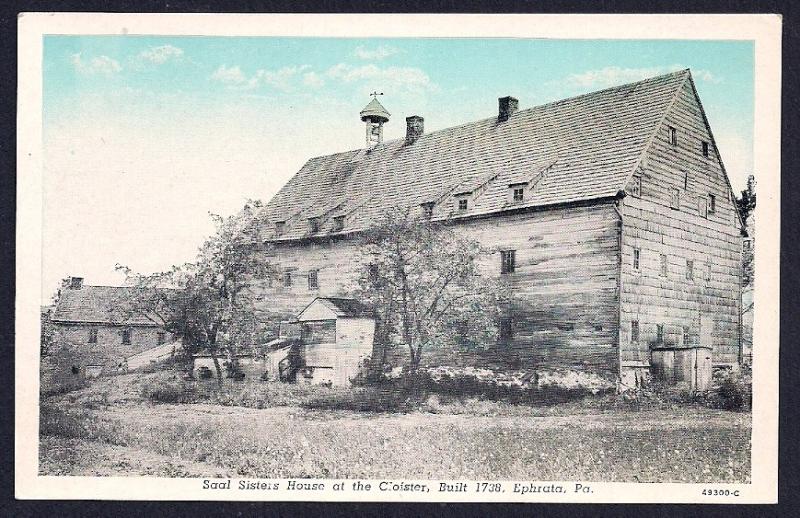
[138,45,184,64]
[326,63,437,94]
[303,71,325,88]
[562,64,720,90]
[354,45,400,61]
[211,64,247,85]
[70,53,122,75]
[211,64,311,91]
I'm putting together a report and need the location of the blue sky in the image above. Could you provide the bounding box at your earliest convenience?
[42,36,754,299]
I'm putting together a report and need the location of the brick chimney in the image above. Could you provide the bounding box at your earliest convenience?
[498,96,519,122]
[405,115,424,145]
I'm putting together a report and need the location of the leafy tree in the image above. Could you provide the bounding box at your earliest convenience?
[735,176,756,323]
[354,207,508,373]
[117,200,274,385]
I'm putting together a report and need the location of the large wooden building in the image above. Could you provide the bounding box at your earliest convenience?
[245,70,743,384]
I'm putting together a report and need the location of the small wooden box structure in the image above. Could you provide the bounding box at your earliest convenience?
[295,297,376,387]
[651,345,713,391]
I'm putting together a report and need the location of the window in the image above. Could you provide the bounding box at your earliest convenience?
[686,259,694,280]
[122,328,132,345]
[633,248,640,271]
[660,254,668,277]
[743,239,752,251]
[157,332,166,345]
[498,317,513,344]
[308,217,321,233]
[421,202,434,219]
[510,184,525,203]
[705,259,712,283]
[332,216,345,232]
[698,196,708,218]
[684,171,690,190]
[308,269,319,290]
[656,324,664,344]
[457,198,469,211]
[668,125,677,146]
[631,320,640,343]
[702,141,709,157]
[283,272,292,287]
[88,328,98,344]
[708,194,716,214]
[683,325,690,346]
[670,187,680,210]
[500,250,516,274]
[630,175,641,197]
[275,221,285,236]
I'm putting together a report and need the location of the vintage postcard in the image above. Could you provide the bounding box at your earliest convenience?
[16,13,780,503]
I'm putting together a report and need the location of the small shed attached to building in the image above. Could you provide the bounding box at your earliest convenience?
[295,297,376,386]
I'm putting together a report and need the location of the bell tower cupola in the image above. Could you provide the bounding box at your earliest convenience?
[359,93,390,149]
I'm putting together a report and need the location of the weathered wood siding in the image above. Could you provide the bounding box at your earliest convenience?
[52,323,169,371]
[247,202,621,373]
[619,79,742,368]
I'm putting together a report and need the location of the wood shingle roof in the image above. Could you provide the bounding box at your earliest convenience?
[258,69,691,241]
[51,285,160,326]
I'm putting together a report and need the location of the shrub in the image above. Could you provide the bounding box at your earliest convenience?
[710,375,751,411]
[139,377,194,404]
[302,386,420,413]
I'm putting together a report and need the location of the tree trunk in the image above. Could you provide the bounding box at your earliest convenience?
[209,348,224,387]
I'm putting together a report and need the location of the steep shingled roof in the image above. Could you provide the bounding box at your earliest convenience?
[51,285,162,326]
[258,70,691,242]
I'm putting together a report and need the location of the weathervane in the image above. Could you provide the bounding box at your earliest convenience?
[370,91,384,99]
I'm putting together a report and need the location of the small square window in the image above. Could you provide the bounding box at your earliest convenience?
[631,320,640,343]
[660,254,668,277]
[157,332,166,345]
[457,198,468,211]
[275,221,286,236]
[670,187,680,210]
[668,126,677,146]
[332,216,345,232]
[122,328,132,345]
[656,324,664,344]
[743,239,752,251]
[283,272,292,287]
[686,259,694,280]
[308,270,319,290]
[633,248,640,271]
[630,175,641,197]
[708,194,716,214]
[88,328,98,344]
[511,185,525,203]
[308,217,321,233]
[702,141,709,157]
[500,250,516,274]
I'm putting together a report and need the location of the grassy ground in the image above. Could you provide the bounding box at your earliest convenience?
[39,372,751,482]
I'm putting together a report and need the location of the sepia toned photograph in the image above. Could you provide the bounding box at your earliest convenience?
[16,13,780,503]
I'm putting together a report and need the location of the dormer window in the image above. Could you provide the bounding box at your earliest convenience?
[509,183,526,204]
[454,195,469,212]
[275,221,286,236]
[421,202,434,219]
[332,216,345,232]
[308,217,321,233]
